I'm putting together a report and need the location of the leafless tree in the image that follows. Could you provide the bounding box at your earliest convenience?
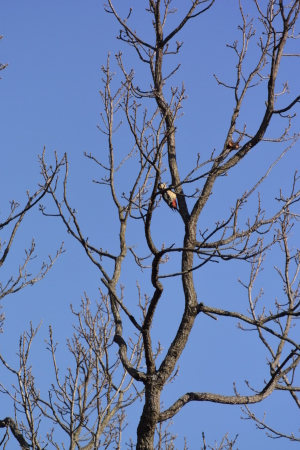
[38,0,300,450]
[3,0,300,448]
[0,292,145,449]
[0,150,66,448]
[0,85,176,450]
[37,0,300,448]
[1,47,65,446]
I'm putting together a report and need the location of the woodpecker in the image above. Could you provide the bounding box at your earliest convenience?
[158,183,178,212]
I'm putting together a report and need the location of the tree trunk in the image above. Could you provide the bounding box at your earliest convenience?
[136,380,161,450]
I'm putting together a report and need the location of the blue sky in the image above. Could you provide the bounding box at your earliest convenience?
[1,1,300,449]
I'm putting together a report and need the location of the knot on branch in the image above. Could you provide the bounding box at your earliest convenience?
[197,302,218,320]
[197,302,204,313]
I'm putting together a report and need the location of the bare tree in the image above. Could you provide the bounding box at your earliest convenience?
[44,1,300,447]
[3,0,300,448]
[36,0,300,448]
[0,292,145,449]
[0,74,175,450]
[0,150,66,448]
[0,51,63,450]
[0,44,64,447]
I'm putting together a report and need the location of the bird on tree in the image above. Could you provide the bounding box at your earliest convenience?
[226,140,240,150]
[158,182,178,212]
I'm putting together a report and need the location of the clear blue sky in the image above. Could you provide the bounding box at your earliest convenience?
[1,1,300,449]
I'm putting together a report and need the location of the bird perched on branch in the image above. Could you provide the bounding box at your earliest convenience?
[226,140,240,150]
[158,183,178,212]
